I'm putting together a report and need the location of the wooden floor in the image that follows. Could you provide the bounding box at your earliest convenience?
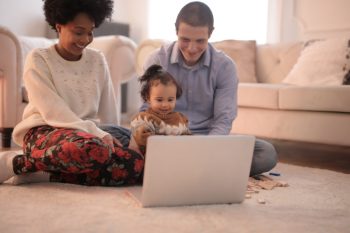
[265,138,350,174]
[1,135,349,174]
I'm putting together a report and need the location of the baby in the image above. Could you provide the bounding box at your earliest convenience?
[130,64,191,154]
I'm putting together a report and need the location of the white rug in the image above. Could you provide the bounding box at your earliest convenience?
[0,162,349,233]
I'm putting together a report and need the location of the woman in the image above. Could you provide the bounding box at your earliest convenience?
[0,0,144,186]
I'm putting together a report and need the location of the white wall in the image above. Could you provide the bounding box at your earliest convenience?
[0,0,149,42]
[278,0,350,42]
[2,0,350,42]
[113,0,149,44]
[113,0,350,43]
[0,0,46,36]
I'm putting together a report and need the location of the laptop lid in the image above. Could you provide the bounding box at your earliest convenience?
[129,135,255,207]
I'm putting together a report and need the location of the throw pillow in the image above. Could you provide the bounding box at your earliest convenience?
[282,37,350,86]
[213,40,257,83]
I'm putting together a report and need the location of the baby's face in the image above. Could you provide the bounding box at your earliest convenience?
[148,83,177,115]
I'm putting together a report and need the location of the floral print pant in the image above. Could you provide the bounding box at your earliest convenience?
[13,125,144,186]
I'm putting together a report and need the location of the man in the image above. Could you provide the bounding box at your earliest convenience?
[141,1,277,176]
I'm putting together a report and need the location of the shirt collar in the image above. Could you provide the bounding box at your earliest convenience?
[170,42,211,68]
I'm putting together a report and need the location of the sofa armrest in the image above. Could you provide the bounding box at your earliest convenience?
[89,35,137,124]
[0,25,23,127]
[135,39,167,76]
[90,35,137,84]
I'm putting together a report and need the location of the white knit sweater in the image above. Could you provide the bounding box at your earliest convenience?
[13,45,118,145]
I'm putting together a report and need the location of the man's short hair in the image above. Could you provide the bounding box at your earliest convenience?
[175,1,214,35]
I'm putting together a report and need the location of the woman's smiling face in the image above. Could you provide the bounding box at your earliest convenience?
[55,13,95,61]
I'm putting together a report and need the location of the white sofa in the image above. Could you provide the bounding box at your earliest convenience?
[0,25,137,147]
[135,39,350,147]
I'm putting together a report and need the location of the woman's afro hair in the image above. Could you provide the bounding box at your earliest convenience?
[43,0,113,31]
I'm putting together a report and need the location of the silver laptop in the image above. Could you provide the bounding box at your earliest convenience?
[127,135,255,207]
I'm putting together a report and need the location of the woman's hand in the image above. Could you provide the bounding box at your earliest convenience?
[102,134,122,153]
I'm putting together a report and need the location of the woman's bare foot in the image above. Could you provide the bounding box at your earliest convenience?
[11,171,50,185]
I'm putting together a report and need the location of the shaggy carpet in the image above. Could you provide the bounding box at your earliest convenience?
[0,162,349,233]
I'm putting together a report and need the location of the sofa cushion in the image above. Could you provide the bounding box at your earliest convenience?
[213,40,257,83]
[279,86,350,113]
[282,37,350,86]
[238,83,287,109]
[256,42,302,83]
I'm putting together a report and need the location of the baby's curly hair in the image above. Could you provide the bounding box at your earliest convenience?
[43,0,113,31]
[140,64,182,102]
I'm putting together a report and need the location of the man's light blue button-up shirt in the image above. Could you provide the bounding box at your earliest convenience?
[141,42,238,135]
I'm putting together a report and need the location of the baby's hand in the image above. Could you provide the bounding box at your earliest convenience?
[133,125,154,147]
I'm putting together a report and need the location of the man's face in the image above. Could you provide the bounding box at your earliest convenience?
[177,22,210,66]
